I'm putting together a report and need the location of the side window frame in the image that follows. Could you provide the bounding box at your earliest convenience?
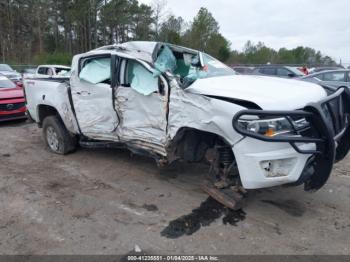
[38,67,47,75]
[323,71,346,82]
[277,67,291,77]
[260,67,276,76]
[346,72,350,82]
[119,58,164,95]
[317,73,324,81]
[78,54,115,87]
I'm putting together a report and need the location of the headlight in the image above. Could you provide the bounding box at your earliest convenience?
[237,117,309,137]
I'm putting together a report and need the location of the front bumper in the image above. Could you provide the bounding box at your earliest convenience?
[232,88,350,191]
[0,102,27,122]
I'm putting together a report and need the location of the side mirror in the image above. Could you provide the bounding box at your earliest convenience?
[288,73,296,78]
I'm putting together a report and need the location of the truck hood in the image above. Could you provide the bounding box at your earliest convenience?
[0,70,21,79]
[186,75,327,110]
[0,87,24,100]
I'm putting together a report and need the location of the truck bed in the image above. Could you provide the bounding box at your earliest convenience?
[23,77,78,133]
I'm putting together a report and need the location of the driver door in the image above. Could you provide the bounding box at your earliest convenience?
[115,59,168,148]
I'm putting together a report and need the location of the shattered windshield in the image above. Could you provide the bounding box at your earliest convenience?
[153,45,235,88]
[180,53,235,88]
[200,53,236,78]
[185,53,236,81]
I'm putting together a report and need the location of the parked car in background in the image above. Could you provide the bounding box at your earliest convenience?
[297,66,309,75]
[21,68,37,79]
[231,66,254,75]
[0,64,22,85]
[35,65,71,78]
[252,65,305,78]
[301,69,350,89]
[309,66,343,74]
[0,75,26,122]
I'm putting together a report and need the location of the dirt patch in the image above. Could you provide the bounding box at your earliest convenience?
[45,181,66,191]
[1,121,350,254]
[262,199,305,217]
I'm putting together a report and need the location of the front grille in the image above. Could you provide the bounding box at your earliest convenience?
[0,102,25,111]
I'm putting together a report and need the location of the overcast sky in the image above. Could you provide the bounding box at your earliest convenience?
[139,0,350,65]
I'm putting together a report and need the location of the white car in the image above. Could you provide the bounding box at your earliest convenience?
[0,64,22,83]
[24,42,350,209]
[34,65,71,78]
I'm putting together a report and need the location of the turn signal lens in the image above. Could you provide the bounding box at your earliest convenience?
[265,128,276,137]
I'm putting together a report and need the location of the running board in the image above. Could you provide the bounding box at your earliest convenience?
[79,140,125,149]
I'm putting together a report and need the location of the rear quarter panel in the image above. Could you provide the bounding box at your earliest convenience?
[24,79,79,134]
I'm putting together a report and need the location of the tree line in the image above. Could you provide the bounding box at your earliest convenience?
[0,0,336,66]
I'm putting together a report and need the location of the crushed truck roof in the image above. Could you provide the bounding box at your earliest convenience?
[89,41,199,64]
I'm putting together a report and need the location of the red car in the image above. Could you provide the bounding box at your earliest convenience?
[0,75,27,122]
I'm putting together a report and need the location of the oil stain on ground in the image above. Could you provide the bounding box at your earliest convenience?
[262,199,305,217]
[142,204,158,212]
[161,197,246,239]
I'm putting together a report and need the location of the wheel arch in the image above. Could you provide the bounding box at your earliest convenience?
[36,104,63,128]
[167,127,234,163]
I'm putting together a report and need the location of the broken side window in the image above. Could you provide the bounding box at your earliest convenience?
[154,45,177,76]
[127,60,159,96]
[79,57,111,84]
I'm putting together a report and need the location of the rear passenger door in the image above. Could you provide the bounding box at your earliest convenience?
[70,55,119,137]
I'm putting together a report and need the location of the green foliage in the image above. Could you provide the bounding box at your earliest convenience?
[206,34,231,62]
[182,8,231,62]
[228,41,336,66]
[33,52,72,66]
[0,1,335,66]
[184,8,219,50]
[158,15,184,45]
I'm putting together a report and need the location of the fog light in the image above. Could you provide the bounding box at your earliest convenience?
[260,158,297,178]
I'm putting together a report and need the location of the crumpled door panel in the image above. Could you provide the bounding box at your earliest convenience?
[115,86,168,146]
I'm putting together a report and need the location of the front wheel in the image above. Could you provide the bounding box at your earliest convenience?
[42,116,77,155]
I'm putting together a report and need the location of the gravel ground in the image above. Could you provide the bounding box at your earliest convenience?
[0,120,349,255]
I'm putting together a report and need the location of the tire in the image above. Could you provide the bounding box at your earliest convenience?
[42,116,77,155]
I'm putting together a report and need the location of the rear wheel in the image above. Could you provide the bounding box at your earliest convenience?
[42,116,77,155]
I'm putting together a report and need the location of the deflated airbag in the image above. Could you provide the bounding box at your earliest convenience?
[79,58,111,84]
[130,63,159,96]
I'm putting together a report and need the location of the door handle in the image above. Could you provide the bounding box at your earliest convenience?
[76,90,90,96]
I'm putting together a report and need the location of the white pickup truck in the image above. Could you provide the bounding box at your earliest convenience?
[34,65,71,78]
[24,41,350,208]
